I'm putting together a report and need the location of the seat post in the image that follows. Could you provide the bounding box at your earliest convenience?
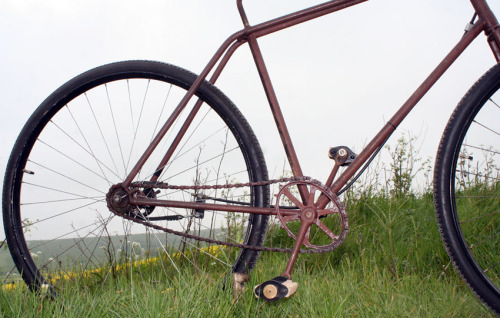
[237,0,250,27]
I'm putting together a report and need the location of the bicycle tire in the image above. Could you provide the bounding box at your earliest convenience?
[434,62,500,315]
[2,60,269,296]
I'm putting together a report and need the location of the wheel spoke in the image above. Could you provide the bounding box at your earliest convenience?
[462,143,500,156]
[22,181,102,203]
[489,97,500,109]
[49,120,121,181]
[3,62,269,299]
[105,83,128,178]
[27,160,104,194]
[472,119,500,136]
[163,146,239,182]
[37,139,110,183]
[23,199,105,229]
[459,210,499,224]
[84,93,121,181]
[469,231,500,250]
[157,114,224,181]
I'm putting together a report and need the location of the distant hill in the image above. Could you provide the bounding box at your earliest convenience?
[1,227,222,277]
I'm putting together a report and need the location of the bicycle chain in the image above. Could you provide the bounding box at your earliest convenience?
[125,176,339,254]
[130,176,302,191]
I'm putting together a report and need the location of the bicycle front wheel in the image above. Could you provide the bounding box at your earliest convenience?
[2,60,269,296]
[434,63,500,314]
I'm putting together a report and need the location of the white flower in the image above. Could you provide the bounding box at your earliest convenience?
[41,284,50,294]
[132,242,141,249]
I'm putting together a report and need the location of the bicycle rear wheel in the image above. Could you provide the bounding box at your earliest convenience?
[2,60,269,296]
[434,63,500,315]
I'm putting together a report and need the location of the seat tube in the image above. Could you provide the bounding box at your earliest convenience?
[246,33,310,200]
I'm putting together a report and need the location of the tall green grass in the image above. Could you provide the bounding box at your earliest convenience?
[1,190,494,316]
[0,133,496,317]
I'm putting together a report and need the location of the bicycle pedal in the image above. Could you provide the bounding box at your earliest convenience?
[254,276,298,301]
[328,146,356,166]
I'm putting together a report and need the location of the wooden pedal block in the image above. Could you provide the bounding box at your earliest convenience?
[254,276,298,301]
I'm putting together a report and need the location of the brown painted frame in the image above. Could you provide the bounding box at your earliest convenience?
[123,0,499,217]
[115,0,500,278]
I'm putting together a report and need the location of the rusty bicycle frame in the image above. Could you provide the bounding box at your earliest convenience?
[120,0,500,277]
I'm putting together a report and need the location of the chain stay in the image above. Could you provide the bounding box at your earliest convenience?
[127,176,339,253]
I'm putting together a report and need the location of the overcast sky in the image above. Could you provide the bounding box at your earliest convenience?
[1,0,499,240]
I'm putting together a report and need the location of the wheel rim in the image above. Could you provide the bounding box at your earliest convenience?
[2,62,268,295]
[448,72,500,303]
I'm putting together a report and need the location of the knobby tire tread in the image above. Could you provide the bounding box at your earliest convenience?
[2,60,269,294]
[434,62,500,315]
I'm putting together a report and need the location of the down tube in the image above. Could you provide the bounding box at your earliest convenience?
[321,19,486,206]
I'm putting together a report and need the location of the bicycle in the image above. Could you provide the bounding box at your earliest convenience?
[2,0,499,313]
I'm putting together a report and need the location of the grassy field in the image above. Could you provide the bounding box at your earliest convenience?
[0,192,495,317]
[1,134,497,316]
